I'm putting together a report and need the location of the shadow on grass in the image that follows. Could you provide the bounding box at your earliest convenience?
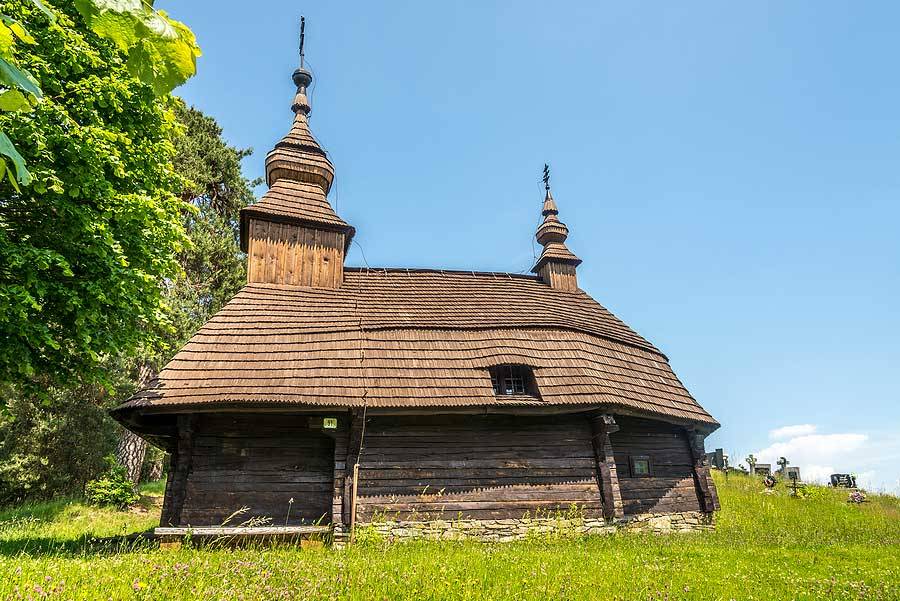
[0,529,158,558]
[0,498,71,526]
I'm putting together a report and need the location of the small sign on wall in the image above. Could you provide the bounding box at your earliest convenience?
[323,417,338,430]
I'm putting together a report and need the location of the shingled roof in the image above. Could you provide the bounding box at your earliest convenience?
[115,269,717,427]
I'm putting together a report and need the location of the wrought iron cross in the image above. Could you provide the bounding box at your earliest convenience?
[299,16,306,68]
[542,163,550,191]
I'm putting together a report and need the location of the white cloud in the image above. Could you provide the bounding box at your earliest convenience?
[755,433,868,474]
[750,429,900,494]
[720,423,900,495]
[768,424,817,440]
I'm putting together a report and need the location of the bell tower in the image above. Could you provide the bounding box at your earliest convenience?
[239,19,354,288]
[531,165,582,291]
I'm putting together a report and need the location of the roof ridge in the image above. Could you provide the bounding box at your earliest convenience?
[343,267,542,279]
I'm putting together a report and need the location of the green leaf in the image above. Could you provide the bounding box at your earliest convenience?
[126,15,199,94]
[0,89,31,112]
[31,0,56,21]
[0,17,37,45]
[0,57,42,99]
[0,22,13,55]
[0,131,32,186]
[74,0,143,50]
[73,0,199,94]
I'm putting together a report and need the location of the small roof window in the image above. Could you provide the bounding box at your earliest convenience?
[488,365,537,397]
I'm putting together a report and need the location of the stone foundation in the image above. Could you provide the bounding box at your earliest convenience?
[353,511,714,543]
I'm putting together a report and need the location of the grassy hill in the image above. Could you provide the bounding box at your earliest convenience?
[0,472,897,599]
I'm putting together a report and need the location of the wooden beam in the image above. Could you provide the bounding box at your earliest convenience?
[155,526,329,537]
[160,415,197,527]
[342,410,365,526]
[685,428,719,512]
[588,413,624,520]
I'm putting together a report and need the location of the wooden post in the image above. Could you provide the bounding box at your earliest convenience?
[342,411,365,529]
[588,413,624,520]
[159,415,197,527]
[350,463,359,543]
[685,428,719,513]
[322,418,346,532]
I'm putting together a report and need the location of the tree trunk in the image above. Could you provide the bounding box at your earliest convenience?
[115,362,155,487]
[147,455,165,481]
[116,428,148,486]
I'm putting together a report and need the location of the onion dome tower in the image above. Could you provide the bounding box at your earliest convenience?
[531,165,582,291]
[239,18,354,289]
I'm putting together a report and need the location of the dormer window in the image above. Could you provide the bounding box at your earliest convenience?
[489,365,536,396]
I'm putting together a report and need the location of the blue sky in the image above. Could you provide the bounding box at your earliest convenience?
[158,1,900,492]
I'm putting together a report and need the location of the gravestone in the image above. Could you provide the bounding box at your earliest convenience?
[705,448,725,470]
[754,463,772,476]
[786,466,801,482]
[830,474,857,488]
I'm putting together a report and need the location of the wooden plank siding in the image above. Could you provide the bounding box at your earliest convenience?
[537,261,578,291]
[246,219,344,288]
[354,414,604,521]
[609,416,702,515]
[159,411,712,529]
[175,414,340,527]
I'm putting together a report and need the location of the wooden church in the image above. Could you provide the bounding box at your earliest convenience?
[113,37,720,541]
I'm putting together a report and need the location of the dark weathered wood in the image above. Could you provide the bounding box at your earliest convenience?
[588,413,624,520]
[173,414,337,527]
[155,525,330,537]
[342,410,365,526]
[160,414,197,527]
[356,414,603,521]
[610,416,708,516]
[685,428,719,512]
[159,450,178,526]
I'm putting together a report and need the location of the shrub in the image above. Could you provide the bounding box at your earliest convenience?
[85,456,139,509]
[0,386,119,506]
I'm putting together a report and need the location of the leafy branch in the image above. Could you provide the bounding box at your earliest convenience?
[73,0,201,96]
[0,0,50,189]
[0,0,200,191]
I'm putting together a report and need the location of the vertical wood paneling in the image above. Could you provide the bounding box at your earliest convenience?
[539,262,578,291]
[246,219,345,288]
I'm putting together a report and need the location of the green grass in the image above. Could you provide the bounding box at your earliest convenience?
[0,474,897,599]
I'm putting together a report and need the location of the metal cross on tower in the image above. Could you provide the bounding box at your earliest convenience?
[299,16,306,68]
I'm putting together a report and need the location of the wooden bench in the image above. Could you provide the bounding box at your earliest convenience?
[155,526,331,548]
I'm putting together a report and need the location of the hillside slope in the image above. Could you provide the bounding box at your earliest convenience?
[0,473,897,599]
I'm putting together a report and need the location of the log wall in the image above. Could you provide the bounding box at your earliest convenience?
[354,414,603,521]
[158,411,712,530]
[246,218,345,288]
[537,261,578,291]
[610,416,702,515]
[176,414,341,527]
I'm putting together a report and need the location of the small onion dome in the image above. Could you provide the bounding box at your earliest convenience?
[535,191,570,246]
[532,189,582,273]
[264,67,335,193]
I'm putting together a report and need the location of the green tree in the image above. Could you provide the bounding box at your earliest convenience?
[0,381,122,506]
[166,100,255,346]
[1,0,200,191]
[114,101,256,483]
[0,103,256,502]
[0,1,187,392]
[0,0,53,188]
